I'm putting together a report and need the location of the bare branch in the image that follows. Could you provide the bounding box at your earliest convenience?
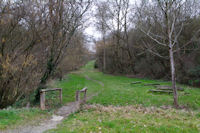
[172,23,183,47]
[173,28,200,53]
[169,13,176,38]
[137,40,168,59]
[139,28,167,47]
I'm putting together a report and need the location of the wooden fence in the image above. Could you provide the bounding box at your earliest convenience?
[40,88,62,110]
[40,87,88,110]
[76,87,87,104]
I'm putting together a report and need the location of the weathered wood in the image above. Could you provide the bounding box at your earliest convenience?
[156,85,171,89]
[158,88,172,91]
[76,87,87,104]
[156,85,184,91]
[144,83,160,86]
[40,91,46,110]
[79,87,87,92]
[149,89,173,94]
[40,88,62,92]
[59,89,62,104]
[40,88,62,110]
[131,81,142,84]
[76,91,80,101]
[83,89,87,104]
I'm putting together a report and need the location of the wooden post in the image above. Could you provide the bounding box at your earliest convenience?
[83,89,87,104]
[76,91,80,101]
[40,91,45,110]
[59,89,62,104]
[39,88,62,110]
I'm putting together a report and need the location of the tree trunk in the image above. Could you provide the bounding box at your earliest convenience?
[103,36,106,72]
[169,47,179,108]
[103,48,106,71]
[34,57,55,102]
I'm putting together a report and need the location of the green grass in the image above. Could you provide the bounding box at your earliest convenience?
[45,61,200,109]
[0,61,102,130]
[59,61,199,109]
[88,73,200,108]
[47,105,200,133]
[46,61,200,133]
[0,108,49,130]
[1,61,200,132]
[46,73,102,105]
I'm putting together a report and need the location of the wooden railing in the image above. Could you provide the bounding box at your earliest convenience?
[40,87,88,110]
[76,87,87,104]
[40,88,62,110]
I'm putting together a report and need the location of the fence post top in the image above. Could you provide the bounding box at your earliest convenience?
[40,88,62,92]
[79,87,87,92]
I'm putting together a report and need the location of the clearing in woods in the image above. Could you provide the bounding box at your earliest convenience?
[1,61,200,133]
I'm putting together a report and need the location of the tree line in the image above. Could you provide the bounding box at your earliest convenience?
[95,0,200,107]
[0,0,92,108]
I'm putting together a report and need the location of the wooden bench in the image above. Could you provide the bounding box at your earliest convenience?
[131,81,142,84]
[40,88,62,110]
[156,85,184,91]
[144,83,160,86]
[76,87,87,104]
[149,89,173,94]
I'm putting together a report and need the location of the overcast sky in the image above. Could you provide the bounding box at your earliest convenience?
[84,0,138,51]
[83,2,100,52]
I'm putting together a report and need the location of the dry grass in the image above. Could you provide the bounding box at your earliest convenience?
[47,104,200,133]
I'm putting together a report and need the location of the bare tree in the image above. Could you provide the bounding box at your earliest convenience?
[135,0,200,107]
[95,1,111,71]
[0,0,46,108]
[35,0,92,101]
[0,0,92,107]
[95,0,132,72]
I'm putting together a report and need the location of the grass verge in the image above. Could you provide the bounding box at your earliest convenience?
[46,61,200,132]
[0,108,49,130]
[47,105,200,133]
[1,61,200,131]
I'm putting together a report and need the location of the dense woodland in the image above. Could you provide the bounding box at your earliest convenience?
[95,0,200,87]
[0,0,200,109]
[0,0,92,108]
[95,0,200,107]
[0,1,200,132]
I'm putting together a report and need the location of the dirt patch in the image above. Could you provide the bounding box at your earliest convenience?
[2,101,81,133]
[2,75,104,133]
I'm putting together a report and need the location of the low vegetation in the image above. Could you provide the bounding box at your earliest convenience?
[0,0,92,108]
[80,62,200,109]
[47,105,200,133]
[1,61,200,132]
[47,61,200,132]
[0,108,49,130]
[95,0,200,88]
[1,0,200,132]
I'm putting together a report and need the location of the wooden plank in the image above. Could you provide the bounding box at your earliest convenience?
[76,87,88,104]
[79,87,87,92]
[40,91,45,110]
[76,91,80,101]
[131,81,142,84]
[156,85,184,91]
[59,89,62,104]
[40,88,62,110]
[83,89,87,104]
[158,88,172,91]
[149,89,173,94]
[144,83,160,86]
[40,88,62,92]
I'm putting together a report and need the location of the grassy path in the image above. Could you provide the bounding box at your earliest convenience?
[46,61,200,133]
[1,61,200,132]
[65,61,200,109]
